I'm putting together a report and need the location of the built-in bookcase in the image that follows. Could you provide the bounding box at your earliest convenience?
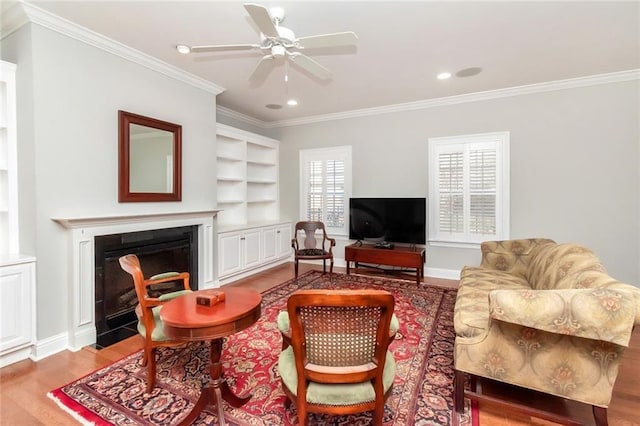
[0,61,17,254]
[0,61,36,368]
[216,124,280,227]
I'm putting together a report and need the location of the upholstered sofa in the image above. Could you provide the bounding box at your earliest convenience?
[453,238,640,426]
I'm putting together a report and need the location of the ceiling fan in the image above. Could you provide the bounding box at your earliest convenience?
[176,3,358,83]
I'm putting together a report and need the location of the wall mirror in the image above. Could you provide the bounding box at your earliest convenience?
[118,110,182,202]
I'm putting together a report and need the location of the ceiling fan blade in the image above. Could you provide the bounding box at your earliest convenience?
[290,53,332,80]
[297,32,358,49]
[244,3,278,38]
[249,55,276,83]
[190,44,259,53]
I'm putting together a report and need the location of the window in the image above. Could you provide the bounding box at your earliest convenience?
[300,146,352,235]
[428,132,509,246]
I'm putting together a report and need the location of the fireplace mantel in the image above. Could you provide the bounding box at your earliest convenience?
[52,210,220,229]
[53,210,219,351]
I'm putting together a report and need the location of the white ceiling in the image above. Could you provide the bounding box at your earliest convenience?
[22,1,640,124]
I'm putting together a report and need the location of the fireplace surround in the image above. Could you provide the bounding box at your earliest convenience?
[94,226,198,348]
[53,210,218,351]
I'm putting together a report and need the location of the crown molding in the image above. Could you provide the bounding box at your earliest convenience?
[1,1,225,95]
[218,68,640,129]
[0,1,30,38]
[216,106,266,129]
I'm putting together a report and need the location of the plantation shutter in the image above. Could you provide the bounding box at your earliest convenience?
[307,160,323,221]
[437,151,464,233]
[300,146,352,235]
[326,160,345,228]
[469,147,496,235]
[429,133,509,245]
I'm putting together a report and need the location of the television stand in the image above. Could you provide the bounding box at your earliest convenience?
[345,243,426,285]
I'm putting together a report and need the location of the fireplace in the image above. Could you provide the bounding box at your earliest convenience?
[94,226,198,348]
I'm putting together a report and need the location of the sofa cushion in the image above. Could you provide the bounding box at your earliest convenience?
[455,266,530,338]
[527,243,606,290]
[278,346,396,406]
[480,239,554,280]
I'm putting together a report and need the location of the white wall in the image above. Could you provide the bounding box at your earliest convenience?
[2,23,218,342]
[273,80,640,285]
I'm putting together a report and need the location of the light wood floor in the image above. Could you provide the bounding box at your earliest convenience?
[1,262,638,425]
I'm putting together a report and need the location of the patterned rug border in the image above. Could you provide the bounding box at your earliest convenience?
[48,270,476,426]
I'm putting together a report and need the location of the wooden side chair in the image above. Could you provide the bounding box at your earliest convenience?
[291,221,336,280]
[118,254,192,393]
[277,289,397,425]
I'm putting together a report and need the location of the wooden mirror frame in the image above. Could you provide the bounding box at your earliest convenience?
[118,110,182,202]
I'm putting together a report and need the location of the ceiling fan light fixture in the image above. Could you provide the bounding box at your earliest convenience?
[176,44,191,54]
[272,45,286,57]
[184,3,358,83]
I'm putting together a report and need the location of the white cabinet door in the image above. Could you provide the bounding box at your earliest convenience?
[262,227,277,263]
[218,232,242,278]
[0,262,34,354]
[217,222,291,283]
[276,224,292,259]
[243,229,262,269]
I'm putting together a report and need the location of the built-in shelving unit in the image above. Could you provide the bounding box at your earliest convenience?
[0,61,37,368]
[215,124,290,284]
[216,124,280,227]
[0,61,17,254]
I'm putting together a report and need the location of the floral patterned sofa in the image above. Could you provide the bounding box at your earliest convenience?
[453,238,640,426]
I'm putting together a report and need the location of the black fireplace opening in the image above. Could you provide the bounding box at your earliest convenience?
[94,226,198,349]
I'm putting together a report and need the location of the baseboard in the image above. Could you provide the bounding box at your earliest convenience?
[424,267,461,280]
[32,331,70,361]
[219,257,291,286]
[0,333,69,367]
[0,346,34,368]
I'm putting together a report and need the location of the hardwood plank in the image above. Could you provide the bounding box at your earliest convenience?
[1,262,638,425]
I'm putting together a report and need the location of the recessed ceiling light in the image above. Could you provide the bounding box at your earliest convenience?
[456,67,483,78]
[287,99,298,106]
[265,103,282,109]
[176,45,191,54]
[437,72,452,80]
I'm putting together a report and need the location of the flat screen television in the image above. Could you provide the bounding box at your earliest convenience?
[349,197,426,245]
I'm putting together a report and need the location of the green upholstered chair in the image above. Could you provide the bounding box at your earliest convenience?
[119,254,192,393]
[277,289,397,425]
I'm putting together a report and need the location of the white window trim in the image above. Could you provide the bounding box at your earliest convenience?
[428,132,510,248]
[299,146,352,236]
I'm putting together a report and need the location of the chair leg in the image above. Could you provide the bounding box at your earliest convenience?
[297,401,308,426]
[593,406,608,426]
[372,402,385,426]
[294,260,299,280]
[330,258,334,281]
[146,347,156,393]
[322,259,326,274]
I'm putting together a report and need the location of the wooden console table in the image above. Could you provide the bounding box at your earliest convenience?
[345,243,426,285]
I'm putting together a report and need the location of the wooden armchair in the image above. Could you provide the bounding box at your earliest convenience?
[277,289,397,425]
[291,221,336,280]
[118,254,192,393]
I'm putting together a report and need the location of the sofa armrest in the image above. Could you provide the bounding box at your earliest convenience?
[489,288,637,346]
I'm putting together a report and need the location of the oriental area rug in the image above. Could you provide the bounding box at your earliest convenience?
[48,271,476,425]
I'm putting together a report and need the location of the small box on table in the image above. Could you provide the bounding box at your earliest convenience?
[196,290,226,307]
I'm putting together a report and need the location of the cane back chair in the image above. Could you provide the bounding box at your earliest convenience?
[277,289,397,425]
